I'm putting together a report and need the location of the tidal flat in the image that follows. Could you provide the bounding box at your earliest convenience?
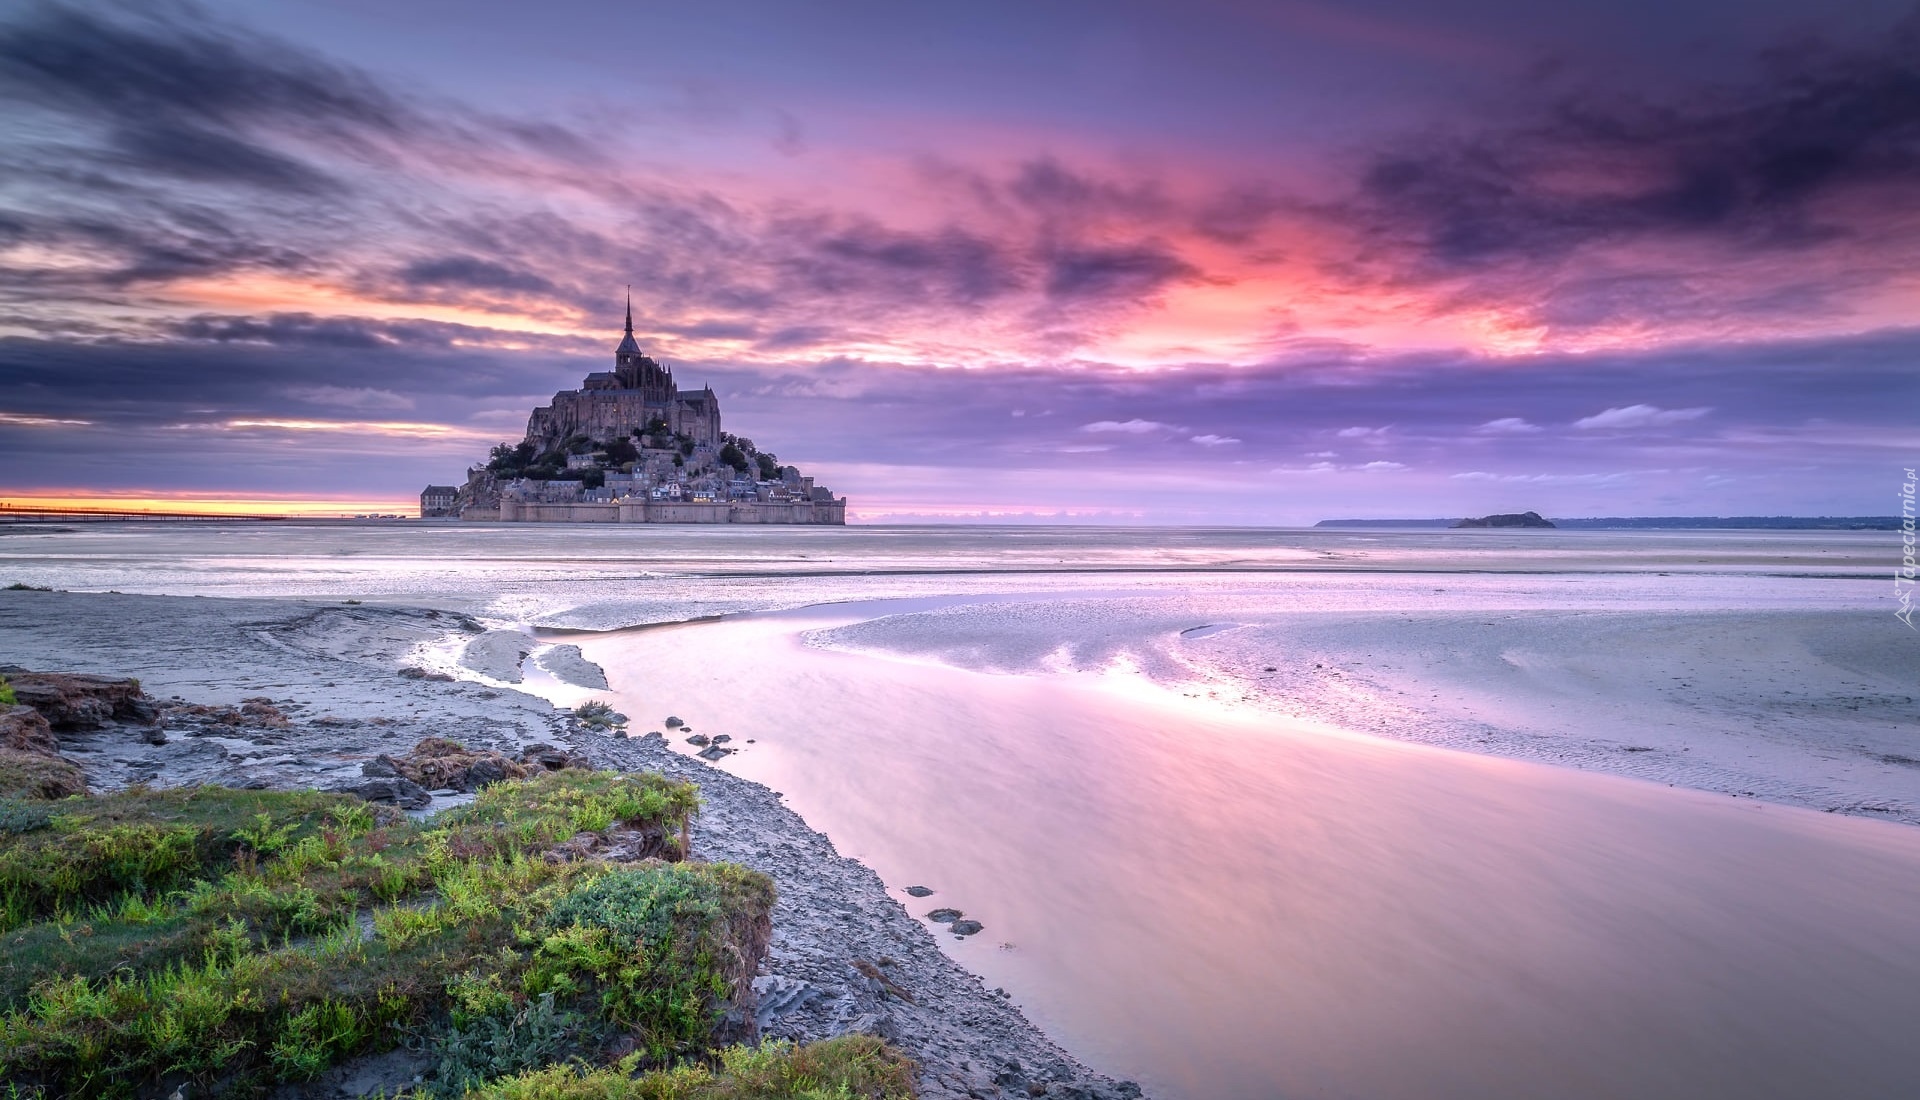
[0,523,1914,1099]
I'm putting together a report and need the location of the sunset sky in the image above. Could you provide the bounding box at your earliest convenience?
[1,0,1915,521]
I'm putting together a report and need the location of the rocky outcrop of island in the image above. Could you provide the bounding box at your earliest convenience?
[1452,511,1557,528]
[425,296,845,525]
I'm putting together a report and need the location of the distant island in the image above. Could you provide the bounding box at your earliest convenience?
[1453,511,1555,528]
[423,297,845,524]
[1316,516,1903,530]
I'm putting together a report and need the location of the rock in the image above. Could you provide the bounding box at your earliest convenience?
[0,746,87,799]
[687,733,711,746]
[331,775,433,809]
[950,919,984,936]
[0,667,157,730]
[384,736,532,792]
[697,745,732,761]
[398,666,456,682]
[0,705,57,755]
[361,755,403,779]
[711,734,732,744]
[664,716,684,728]
[926,908,963,924]
[238,698,291,728]
[463,757,517,786]
[905,885,935,898]
[517,742,590,771]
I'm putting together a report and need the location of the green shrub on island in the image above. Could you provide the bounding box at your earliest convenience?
[0,770,847,1099]
[0,676,15,706]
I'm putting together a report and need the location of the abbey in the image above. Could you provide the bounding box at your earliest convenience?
[426,299,845,524]
[524,297,723,454]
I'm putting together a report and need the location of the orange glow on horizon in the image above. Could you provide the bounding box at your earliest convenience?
[1,491,418,518]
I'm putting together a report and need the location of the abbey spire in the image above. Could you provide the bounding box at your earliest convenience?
[615,286,642,359]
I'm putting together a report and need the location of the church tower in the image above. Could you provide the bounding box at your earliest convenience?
[611,289,676,404]
[614,288,644,388]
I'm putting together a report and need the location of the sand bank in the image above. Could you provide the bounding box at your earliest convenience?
[812,592,1920,824]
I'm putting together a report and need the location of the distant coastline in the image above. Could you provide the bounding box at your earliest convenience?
[1316,516,1904,530]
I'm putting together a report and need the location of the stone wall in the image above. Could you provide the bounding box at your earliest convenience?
[488,499,844,525]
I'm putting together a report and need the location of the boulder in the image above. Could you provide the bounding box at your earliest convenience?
[904,885,935,898]
[0,667,158,729]
[926,908,962,924]
[398,666,456,682]
[950,919,984,936]
[331,775,433,809]
[0,705,57,755]
[517,742,591,771]
[0,747,87,799]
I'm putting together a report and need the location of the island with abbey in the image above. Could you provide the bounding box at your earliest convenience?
[422,300,845,524]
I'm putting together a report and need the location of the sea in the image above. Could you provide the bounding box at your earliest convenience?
[4,522,1916,1100]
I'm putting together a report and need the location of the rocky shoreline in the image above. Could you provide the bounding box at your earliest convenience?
[0,589,1143,1100]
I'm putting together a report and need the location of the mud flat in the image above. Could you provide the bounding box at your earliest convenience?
[0,589,1141,1100]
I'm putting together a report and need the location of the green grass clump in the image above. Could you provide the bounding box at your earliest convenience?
[0,769,800,1099]
[0,797,54,836]
[0,786,349,933]
[532,862,775,1060]
[465,1035,916,1100]
[0,676,16,705]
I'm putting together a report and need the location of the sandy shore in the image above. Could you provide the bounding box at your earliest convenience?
[814,592,1920,825]
[0,589,1142,1100]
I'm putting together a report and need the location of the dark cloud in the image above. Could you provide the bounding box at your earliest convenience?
[398,256,558,296]
[0,205,317,287]
[0,1,405,193]
[1043,243,1199,301]
[1353,20,1920,271]
[172,312,589,354]
[1008,159,1173,222]
[802,222,1021,306]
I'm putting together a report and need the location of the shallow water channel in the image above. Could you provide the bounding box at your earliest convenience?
[561,599,1920,1100]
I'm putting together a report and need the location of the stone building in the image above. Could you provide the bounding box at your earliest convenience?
[419,485,457,518]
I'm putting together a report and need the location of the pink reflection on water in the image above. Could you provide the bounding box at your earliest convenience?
[574,604,1920,1100]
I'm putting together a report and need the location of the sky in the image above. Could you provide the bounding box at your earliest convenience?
[0,0,1916,522]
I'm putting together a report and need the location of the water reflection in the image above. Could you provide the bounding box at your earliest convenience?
[573,604,1920,1100]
